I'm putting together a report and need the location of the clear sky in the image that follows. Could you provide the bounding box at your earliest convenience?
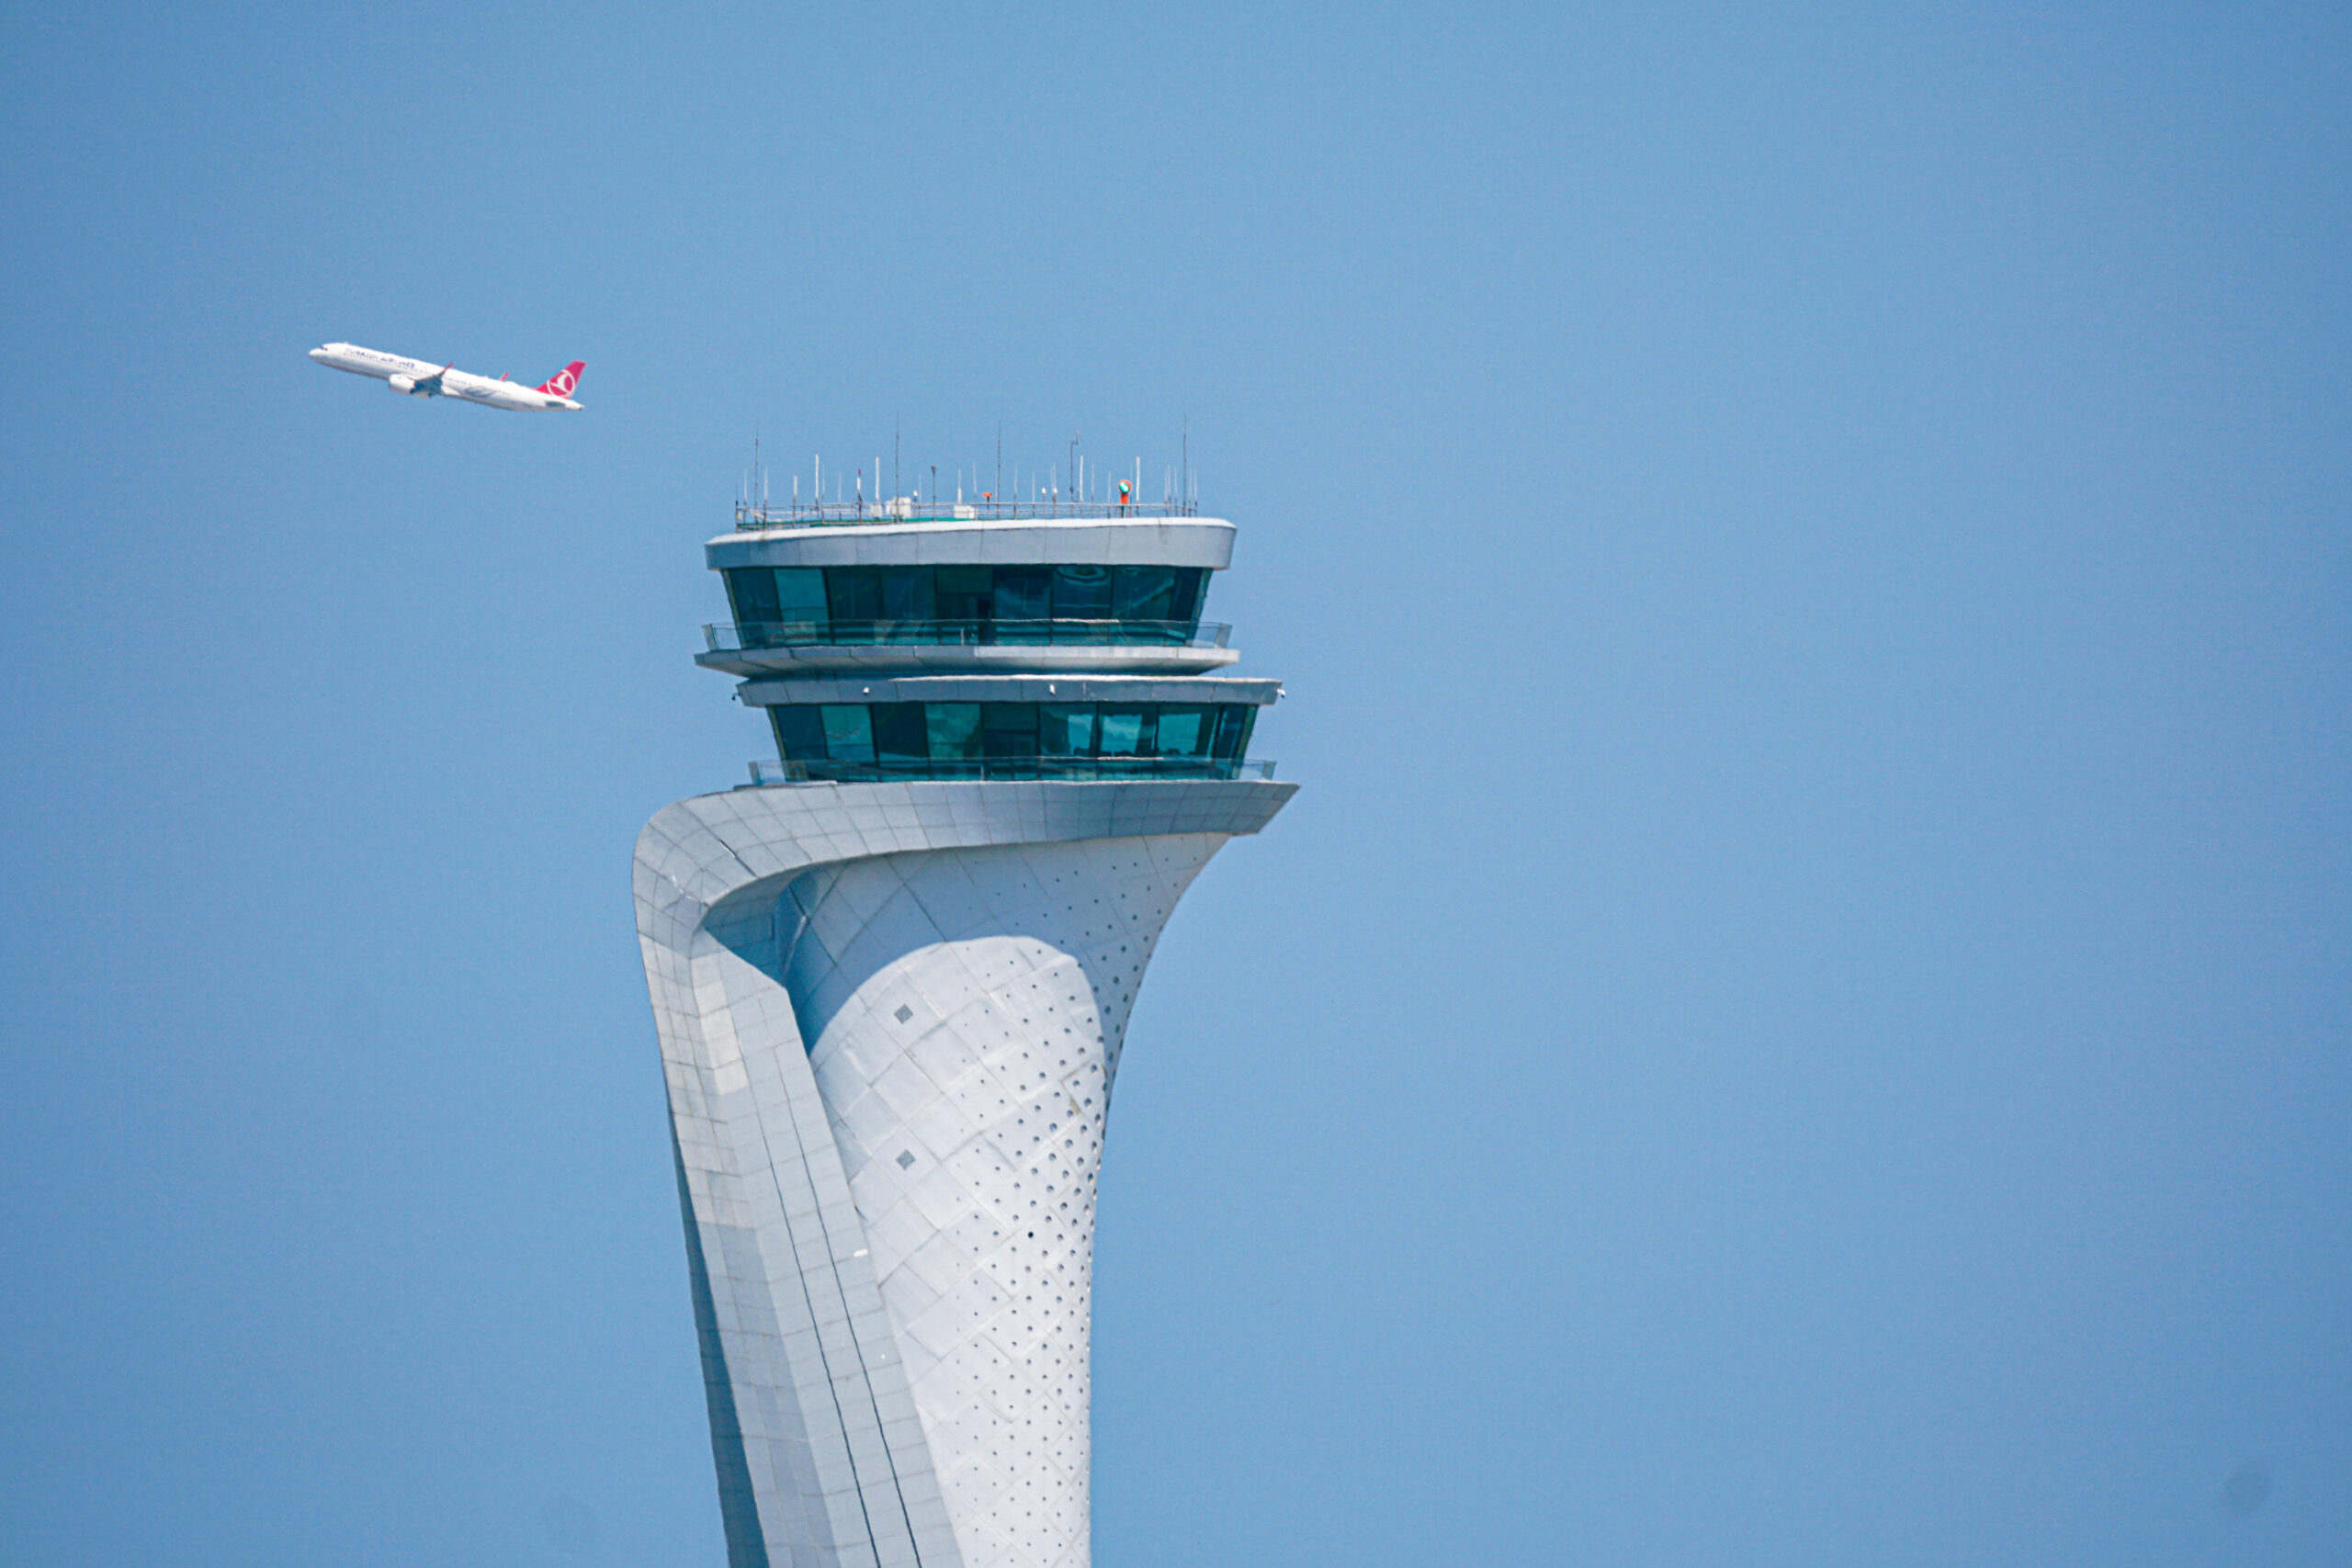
[1,3,2346,1565]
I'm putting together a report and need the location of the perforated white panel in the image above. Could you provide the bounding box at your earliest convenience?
[780,835,1223,1568]
[639,782,1296,1567]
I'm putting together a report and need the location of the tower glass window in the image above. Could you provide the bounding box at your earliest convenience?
[766,700,1261,781]
[878,568,935,636]
[1113,566,1178,624]
[1038,705,1096,757]
[1154,704,1213,758]
[992,567,1052,626]
[725,565,781,631]
[926,703,984,777]
[818,705,875,763]
[775,569,827,636]
[723,565,1210,647]
[1051,564,1112,607]
[935,565,992,626]
[825,569,882,641]
[872,703,930,773]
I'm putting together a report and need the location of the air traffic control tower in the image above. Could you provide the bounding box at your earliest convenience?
[632,484,1295,1568]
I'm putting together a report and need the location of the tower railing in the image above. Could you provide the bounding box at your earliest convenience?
[745,756,1278,786]
[703,618,1231,653]
[735,497,1203,529]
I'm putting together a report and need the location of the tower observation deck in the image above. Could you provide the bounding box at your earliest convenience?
[633,498,1295,1568]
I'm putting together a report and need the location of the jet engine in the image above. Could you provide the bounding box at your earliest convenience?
[388,375,418,395]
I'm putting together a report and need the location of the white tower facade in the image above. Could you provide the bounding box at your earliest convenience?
[635,498,1294,1568]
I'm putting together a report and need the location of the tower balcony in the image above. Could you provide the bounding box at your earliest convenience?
[695,617,1237,677]
[735,672,1280,791]
[744,755,1278,785]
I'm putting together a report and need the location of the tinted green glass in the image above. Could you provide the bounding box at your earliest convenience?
[775,568,828,625]
[980,702,1039,778]
[993,567,1050,623]
[1052,564,1112,619]
[732,564,1214,651]
[1154,704,1211,756]
[1037,705,1096,757]
[872,703,928,764]
[879,568,935,624]
[826,569,883,623]
[820,705,876,762]
[1096,705,1153,756]
[926,703,983,761]
[1211,704,1248,759]
[727,569,782,641]
[1113,566,1177,623]
[764,699,1257,780]
[981,703,1038,755]
[771,705,825,760]
[935,566,991,625]
[1170,568,1205,624]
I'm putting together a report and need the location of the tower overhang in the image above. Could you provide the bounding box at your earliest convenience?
[734,673,1283,708]
[710,516,1237,571]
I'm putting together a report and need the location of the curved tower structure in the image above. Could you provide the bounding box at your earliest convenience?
[634,492,1295,1568]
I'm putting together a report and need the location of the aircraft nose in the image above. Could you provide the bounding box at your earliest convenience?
[308,346,326,360]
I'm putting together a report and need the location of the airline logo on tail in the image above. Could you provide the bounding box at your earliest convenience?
[307,343,587,412]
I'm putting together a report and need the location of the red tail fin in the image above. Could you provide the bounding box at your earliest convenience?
[536,361,584,397]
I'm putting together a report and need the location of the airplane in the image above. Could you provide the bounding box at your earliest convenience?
[308,342,585,411]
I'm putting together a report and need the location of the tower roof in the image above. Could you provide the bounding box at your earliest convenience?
[708,516,1235,571]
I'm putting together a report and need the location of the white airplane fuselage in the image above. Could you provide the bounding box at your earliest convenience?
[307,343,584,412]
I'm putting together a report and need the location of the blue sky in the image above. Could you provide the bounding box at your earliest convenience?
[1,3,2346,1564]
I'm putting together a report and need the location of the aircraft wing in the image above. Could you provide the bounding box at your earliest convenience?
[413,363,453,395]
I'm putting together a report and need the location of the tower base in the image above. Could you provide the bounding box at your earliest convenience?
[636,779,1295,1568]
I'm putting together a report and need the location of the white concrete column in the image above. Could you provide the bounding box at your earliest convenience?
[636,781,1293,1568]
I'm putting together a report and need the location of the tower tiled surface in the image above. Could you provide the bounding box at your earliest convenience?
[637,506,1294,1568]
